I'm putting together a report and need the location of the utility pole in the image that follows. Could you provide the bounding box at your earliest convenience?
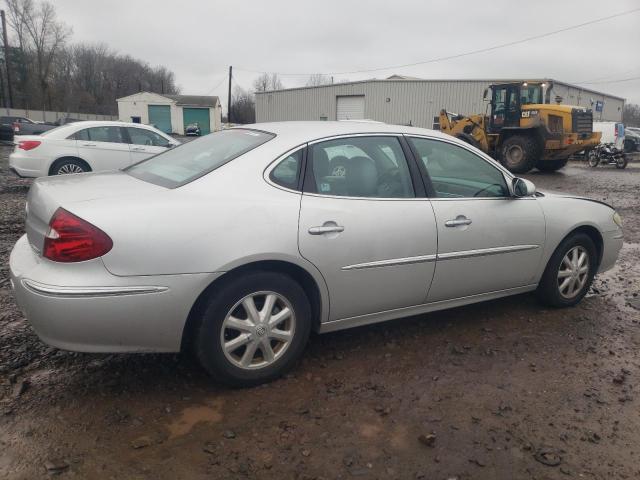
[1,10,14,109]
[227,66,232,124]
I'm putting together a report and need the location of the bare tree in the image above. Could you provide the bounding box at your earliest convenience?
[3,0,180,115]
[306,73,331,87]
[230,86,255,124]
[623,104,640,128]
[253,72,284,92]
[5,0,71,111]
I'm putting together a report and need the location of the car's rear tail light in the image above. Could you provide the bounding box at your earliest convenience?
[43,208,113,262]
[18,140,41,151]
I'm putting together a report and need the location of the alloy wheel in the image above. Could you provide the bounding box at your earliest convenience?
[220,291,296,370]
[57,163,84,174]
[557,246,589,299]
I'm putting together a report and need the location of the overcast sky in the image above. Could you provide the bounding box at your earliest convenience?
[54,0,640,109]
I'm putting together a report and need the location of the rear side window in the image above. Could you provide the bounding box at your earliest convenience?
[309,136,414,198]
[70,127,124,143]
[126,129,275,188]
[270,150,303,190]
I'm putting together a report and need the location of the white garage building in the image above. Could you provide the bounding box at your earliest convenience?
[117,92,222,135]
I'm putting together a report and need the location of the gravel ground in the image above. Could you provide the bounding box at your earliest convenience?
[0,146,639,479]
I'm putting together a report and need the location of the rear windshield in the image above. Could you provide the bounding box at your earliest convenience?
[126,129,275,188]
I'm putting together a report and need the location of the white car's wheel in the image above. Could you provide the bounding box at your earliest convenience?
[195,271,311,387]
[52,159,89,175]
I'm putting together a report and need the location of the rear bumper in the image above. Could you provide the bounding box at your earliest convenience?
[9,151,47,178]
[9,234,221,353]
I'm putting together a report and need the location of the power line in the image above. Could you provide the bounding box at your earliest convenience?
[234,7,640,77]
[576,75,640,85]
[203,73,228,96]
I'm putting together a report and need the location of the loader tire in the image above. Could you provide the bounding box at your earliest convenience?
[536,158,568,172]
[500,135,540,174]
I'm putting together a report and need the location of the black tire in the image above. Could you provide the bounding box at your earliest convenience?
[195,271,311,387]
[615,155,628,169]
[500,135,541,174]
[455,133,482,151]
[51,158,90,175]
[536,158,568,172]
[587,150,600,168]
[536,233,598,308]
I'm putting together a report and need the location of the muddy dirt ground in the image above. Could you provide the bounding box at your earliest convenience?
[0,145,639,480]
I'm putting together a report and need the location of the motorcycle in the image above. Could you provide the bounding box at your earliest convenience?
[587,143,628,169]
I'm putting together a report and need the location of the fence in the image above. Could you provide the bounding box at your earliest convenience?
[1,108,117,123]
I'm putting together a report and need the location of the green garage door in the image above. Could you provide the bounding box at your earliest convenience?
[148,105,172,133]
[183,108,211,135]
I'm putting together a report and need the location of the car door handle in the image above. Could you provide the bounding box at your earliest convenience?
[308,225,344,235]
[131,146,145,151]
[445,216,472,227]
[81,143,96,147]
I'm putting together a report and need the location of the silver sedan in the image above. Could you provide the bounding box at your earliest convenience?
[9,122,623,386]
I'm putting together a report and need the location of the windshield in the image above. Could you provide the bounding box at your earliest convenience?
[126,128,275,188]
[520,85,543,105]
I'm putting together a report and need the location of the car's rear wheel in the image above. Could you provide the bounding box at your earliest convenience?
[536,233,597,307]
[195,271,311,387]
[52,158,90,175]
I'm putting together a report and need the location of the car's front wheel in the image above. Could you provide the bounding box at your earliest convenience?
[536,233,597,307]
[195,271,311,387]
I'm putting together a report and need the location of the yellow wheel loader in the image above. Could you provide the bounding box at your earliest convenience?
[439,81,602,173]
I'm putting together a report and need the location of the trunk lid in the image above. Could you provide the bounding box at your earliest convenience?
[25,171,164,254]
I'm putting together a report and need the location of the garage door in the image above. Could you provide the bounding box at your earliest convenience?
[336,96,365,120]
[183,108,211,135]
[148,105,172,133]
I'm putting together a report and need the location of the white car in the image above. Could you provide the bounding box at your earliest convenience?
[9,121,180,177]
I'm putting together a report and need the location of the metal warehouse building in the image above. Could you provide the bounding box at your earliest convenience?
[255,77,624,127]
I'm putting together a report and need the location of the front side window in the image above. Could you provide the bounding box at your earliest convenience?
[270,149,302,190]
[127,127,169,147]
[126,128,275,188]
[409,137,508,198]
[310,136,414,198]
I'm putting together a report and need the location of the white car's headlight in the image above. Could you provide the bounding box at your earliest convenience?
[613,211,623,228]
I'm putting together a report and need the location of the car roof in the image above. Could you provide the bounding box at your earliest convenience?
[64,120,161,129]
[43,120,170,139]
[237,121,451,145]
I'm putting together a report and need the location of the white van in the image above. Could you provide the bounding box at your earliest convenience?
[593,121,625,149]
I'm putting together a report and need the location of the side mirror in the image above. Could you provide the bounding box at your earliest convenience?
[164,143,176,149]
[512,177,536,197]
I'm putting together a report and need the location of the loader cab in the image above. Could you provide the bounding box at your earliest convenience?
[489,83,522,133]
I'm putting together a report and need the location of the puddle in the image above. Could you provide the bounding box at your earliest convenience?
[166,398,224,438]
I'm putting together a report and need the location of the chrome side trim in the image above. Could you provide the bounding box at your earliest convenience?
[437,244,539,261]
[341,245,538,270]
[319,284,538,333]
[22,279,168,298]
[342,254,437,271]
